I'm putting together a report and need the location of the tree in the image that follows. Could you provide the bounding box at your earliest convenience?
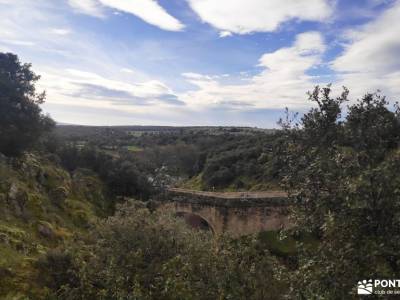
[0,52,54,156]
[279,86,400,298]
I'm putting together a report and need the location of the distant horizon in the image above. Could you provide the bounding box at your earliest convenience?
[56,122,272,129]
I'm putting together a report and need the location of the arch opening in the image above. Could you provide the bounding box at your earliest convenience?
[175,212,214,233]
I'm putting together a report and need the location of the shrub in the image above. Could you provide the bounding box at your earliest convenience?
[44,201,285,299]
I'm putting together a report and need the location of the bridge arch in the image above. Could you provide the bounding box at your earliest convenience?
[175,212,215,234]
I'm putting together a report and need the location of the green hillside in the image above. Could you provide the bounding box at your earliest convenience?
[0,153,109,298]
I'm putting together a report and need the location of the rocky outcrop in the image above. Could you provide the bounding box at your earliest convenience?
[7,182,28,217]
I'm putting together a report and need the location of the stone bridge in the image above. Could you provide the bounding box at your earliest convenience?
[158,188,291,237]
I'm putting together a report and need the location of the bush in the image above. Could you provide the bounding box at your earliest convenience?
[43,201,285,299]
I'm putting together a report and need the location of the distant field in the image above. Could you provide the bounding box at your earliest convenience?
[55,125,276,138]
[125,145,143,152]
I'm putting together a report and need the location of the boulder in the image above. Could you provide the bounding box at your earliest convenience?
[37,222,54,239]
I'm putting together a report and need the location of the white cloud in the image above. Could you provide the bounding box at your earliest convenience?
[219,31,232,38]
[99,0,184,31]
[1,39,35,46]
[180,32,326,109]
[68,0,104,17]
[186,0,333,34]
[67,69,172,98]
[332,0,400,98]
[38,67,187,125]
[37,67,183,109]
[68,0,184,31]
[0,1,183,113]
[51,28,71,35]
[0,0,71,51]
[182,72,212,80]
[120,68,135,73]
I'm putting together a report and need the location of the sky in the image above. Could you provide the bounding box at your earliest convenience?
[0,0,399,127]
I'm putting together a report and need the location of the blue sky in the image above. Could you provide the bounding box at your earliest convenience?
[0,0,399,127]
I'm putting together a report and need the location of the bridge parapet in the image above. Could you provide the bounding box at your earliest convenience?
[166,188,290,208]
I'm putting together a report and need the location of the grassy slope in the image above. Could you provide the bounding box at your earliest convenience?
[0,153,109,299]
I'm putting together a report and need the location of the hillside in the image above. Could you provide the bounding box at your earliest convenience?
[52,125,282,192]
[0,153,109,298]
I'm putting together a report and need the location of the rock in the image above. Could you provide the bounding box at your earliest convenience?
[37,222,54,239]
[36,170,48,186]
[19,153,41,179]
[0,232,8,243]
[0,153,7,165]
[49,186,69,207]
[8,183,19,200]
[0,267,12,278]
[7,183,28,217]
[146,200,159,212]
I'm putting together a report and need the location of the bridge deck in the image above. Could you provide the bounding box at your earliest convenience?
[168,188,287,199]
[167,188,289,206]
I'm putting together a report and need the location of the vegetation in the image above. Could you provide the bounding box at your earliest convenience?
[0,53,54,157]
[278,86,400,298]
[1,53,400,299]
[50,144,154,200]
[53,126,281,192]
[39,201,284,299]
[0,153,109,298]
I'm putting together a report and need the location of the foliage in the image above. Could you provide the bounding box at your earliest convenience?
[42,201,285,300]
[48,143,154,200]
[0,53,54,156]
[201,137,270,189]
[0,153,109,298]
[54,125,281,191]
[279,86,400,298]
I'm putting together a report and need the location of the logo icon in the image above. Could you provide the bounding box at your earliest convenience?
[358,279,373,295]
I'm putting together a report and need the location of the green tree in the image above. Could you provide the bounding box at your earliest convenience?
[280,86,400,298]
[0,53,54,156]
